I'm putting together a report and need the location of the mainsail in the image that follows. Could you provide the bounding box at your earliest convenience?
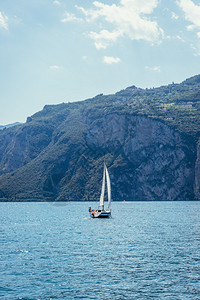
[99,164,105,207]
[105,165,111,210]
[99,163,111,210]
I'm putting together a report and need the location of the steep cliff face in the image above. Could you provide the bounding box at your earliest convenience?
[0,123,54,175]
[0,104,70,176]
[0,112,196,201]
[85,114,195,201]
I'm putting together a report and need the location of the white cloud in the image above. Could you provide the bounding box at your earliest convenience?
[177,0,200,29]
[177,0,200,43]
[165,34,185,42]
[190,43,200,56]
[82,56,87,61]
[89,30,121,49]
[186,24,196,31]
[49,65,62,70]
[77,0,163,49]
[0,11,8,30]
[53,0,61,5]
[176,35,185,42]
[61,12,82,23]
[103,56,121,64]
[171,12,179,20]
[145,65,161,72]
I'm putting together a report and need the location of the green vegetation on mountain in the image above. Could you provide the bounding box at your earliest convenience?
[26,74,200,137]
[0,74,199,201]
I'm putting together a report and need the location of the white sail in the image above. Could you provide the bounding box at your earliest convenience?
[90,163,111,218]
[105,165,111,210]
[99,164,106,207]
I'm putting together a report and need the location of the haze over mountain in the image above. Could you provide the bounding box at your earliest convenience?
[0,74,199,201]
[0,122,22,130]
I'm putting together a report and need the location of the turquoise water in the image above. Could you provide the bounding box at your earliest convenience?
[0,201,200,299]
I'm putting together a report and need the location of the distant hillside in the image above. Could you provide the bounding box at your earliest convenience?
[0,75,199,201]
[0,122,22,130]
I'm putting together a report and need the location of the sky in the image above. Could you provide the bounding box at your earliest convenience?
[0,0,200,124]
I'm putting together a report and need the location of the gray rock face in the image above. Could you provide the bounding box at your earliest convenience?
[85,114,195,201]
[0,123,53,175]
[0,111,197,201]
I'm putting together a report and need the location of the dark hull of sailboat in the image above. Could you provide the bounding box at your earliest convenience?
[90,210,111,218]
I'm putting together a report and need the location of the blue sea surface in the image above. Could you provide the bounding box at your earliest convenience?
[0,201,200,299]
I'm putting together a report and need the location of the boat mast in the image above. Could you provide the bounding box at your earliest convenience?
[99,164,106,210]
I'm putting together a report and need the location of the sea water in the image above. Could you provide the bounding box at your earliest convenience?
[0,201,200,299]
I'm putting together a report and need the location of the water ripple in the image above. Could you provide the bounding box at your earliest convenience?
[0,201,199,299]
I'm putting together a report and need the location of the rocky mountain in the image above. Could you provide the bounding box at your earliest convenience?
[0,75,200,201]
[0,122,22,130]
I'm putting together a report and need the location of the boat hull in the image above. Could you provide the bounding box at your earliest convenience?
[90,210,111,218]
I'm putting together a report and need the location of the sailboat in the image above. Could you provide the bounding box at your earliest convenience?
[89,163,111,218]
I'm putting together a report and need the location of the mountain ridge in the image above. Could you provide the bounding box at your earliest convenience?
[0,122,22,130]
[0,74,199,201]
